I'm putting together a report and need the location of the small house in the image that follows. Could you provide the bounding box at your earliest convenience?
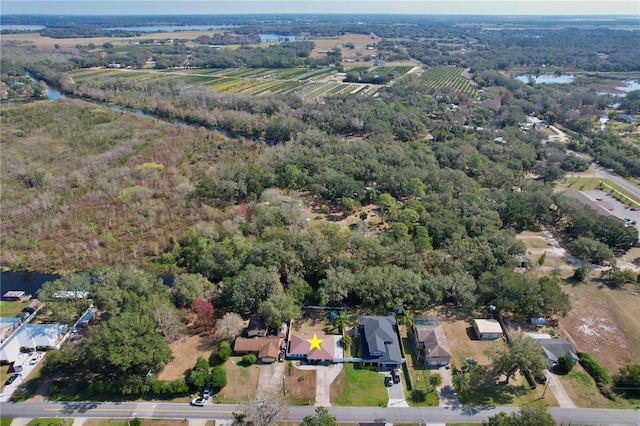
[411,324,452,367]
[531,336,578,365]
[233,336,281,363]
[246,314,268,337]
[287,331,340,362]
[472,319,503,340]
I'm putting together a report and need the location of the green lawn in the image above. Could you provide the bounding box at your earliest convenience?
[331,364,388,407]
[559,177,640,206]
[0,300,28,317]
[27,419,73,426]
[1,419,12,426]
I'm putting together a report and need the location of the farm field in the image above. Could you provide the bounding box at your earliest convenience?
[402,65,479,98]
[68,66,387,101]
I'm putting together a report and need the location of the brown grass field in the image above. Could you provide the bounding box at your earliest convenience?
[559,282,640,374]
[157,334,218,381]
[216,357,260,403]
[285,361,316,405]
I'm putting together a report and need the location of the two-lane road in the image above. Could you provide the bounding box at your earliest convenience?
[1,401,639,425]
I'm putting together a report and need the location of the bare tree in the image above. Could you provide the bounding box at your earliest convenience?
[238,391,289,426]
[153,302,185,343]
[216,312,245,340]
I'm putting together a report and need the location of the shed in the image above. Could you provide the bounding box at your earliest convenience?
[246,314,268,337]
[472,319,503,340]
[3,291,31,301]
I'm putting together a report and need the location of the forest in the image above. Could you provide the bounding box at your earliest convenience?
[1,14,639,397]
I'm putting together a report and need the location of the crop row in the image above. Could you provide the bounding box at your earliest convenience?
[411,66,478,97]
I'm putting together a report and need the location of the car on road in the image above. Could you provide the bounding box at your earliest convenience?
[384,375,393,387]
[29,356,38,365]
[5,373,20,385]
[190,398,206,406]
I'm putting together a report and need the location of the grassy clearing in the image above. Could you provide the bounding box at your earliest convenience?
[284,362,316,406]
[331,364,388,407]
[26,420,73,426]
[557,364,640,408]
[216,356,260,403]
[0,300,29,317]
[559,177,640,206]
[1,419,12,426]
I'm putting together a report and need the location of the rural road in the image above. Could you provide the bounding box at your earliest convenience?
[2,401,640,425]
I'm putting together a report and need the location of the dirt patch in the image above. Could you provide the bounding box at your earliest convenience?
[560,283,640,373]
[284,361,316,405]
[157,334,218,381]
[291,308,337,334]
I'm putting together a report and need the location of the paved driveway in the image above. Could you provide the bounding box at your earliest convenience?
[386,373,408,407]
[257,361,285,396]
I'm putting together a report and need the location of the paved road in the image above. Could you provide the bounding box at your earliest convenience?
[591,165,640,204]
[2,401,640,424]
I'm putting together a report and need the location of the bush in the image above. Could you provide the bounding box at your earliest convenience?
[49,380,65,396]
[209,365,227,390]
[556,354,575,374]
[217,340,232,363]
[579,352,613,397]
[241,354,257,366]
[615,364,640,395]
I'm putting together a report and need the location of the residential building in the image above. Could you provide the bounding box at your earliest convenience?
[472,319,503,340]
[359,315,404,370]
[411,324,452,367]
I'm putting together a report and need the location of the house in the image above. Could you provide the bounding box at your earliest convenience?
[411,324,452,367]
[359,315,404,370]
[246,314,268,337]
[1,323,68,363]
[2,291,31,301]
[373,59,386,66]
[287,331,341,362]
[529,335,578,365]
[472,319,503,340]
[234,336,281,363]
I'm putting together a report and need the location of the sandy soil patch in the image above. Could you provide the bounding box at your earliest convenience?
[560,283,640,373]
[157,334,218,381]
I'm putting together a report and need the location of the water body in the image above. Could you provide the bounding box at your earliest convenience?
[105,25,236,32]
[616,79,640,93]
[25,72,63,100]
[515,74,575,84]
[0,25,44,31]
[259,33,297,42]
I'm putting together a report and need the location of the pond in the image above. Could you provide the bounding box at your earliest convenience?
[515,74,575,84]
[0,25,44,31]
[25,72,63,100]
[259,33,298,42]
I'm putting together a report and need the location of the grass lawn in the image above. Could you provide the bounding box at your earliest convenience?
[517,237,552,250]
[558,177,640,206]
[1,419,12,426]
[331,363,388,407]
[439,317,497,367]
[26,420,73,426]
[284,362,316,406]
[0,300,29,317]
[84,420,191,426]
[216,356,260,403]
[557,364,640,409]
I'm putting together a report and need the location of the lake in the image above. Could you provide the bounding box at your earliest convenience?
[259,33,298,42]
[515,74,575,84]
[0,25,44,31]
[105,25,236,32]
[25,72,63,100]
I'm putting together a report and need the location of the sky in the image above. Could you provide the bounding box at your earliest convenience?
[1,0,639,16]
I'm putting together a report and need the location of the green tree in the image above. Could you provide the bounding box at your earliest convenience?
[188,356,211,389]
[223,265,278,312]
[331,310,351,334]
[452,371,469,393]
[259,291,300,330]
[217,341,232,363]
[556,354,575,375]
[615,364,640,394]
[301,407,337,426]
[428,372,443,390]
[483,405,555,426]
[569,237,615,265]
[487,333,548,384]
[172,273,213,308]
[209,365,227,391]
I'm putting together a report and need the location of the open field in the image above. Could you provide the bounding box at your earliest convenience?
[0,300,30,317]
[401,65,478,98]
[157,334,218,381]
[559,282,640,373]
[285,362,316,406]
[216,357,260,403]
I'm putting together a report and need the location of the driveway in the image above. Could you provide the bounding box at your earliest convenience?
[386,372,408,407]
[295,362,343,407]
[257,361,285,396]
[546,372,576,408]
[435,366,460,408]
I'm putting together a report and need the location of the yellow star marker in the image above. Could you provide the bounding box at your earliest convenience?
[307,333,324,351]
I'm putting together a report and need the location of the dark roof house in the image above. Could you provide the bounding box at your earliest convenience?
[359,315,404,370]
[535,337,578,365]
[246,314,268,337]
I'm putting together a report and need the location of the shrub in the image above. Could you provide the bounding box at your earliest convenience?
[49,380,65,396]
[217,340,232,363]
[579,352,613,397]
[209,365,227,390]
[615,364,640,395]
[241,354,257,366]
[556,354,575,374]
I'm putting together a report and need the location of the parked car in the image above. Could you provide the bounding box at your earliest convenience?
[392,368,401,384]
[202,388,210,399]
[384,375,393,387]
[190,398,206,406]
[5,373,20,385]
[29,356,38,365]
